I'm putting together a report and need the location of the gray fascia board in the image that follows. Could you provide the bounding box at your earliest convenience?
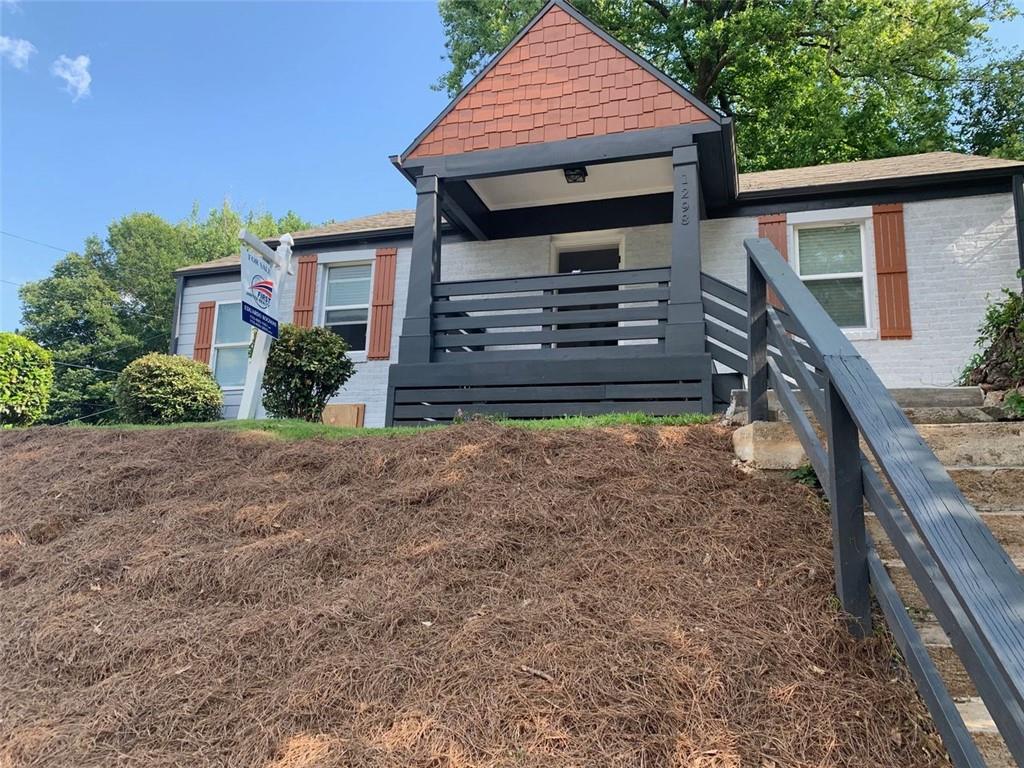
[735,165,1024,203]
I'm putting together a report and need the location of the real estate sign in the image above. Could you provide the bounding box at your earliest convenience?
[240,245,280,338]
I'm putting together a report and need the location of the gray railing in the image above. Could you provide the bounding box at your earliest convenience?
[430,266,670,359]
[745,236,1024,768]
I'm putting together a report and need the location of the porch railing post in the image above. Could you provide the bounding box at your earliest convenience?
[825,378,872,637]
[398,174,441,364]
[666,146,706,357]
[746,254,768,423]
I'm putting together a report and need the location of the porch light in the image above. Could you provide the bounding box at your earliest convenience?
[563,166,588,183]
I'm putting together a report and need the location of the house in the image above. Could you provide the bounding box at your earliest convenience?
[171,0,1024,427]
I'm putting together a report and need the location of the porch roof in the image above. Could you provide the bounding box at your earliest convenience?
[175,151,1023,275]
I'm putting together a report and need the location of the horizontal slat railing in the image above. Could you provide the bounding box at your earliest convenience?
[431,266,668,356]
[744,236,1024,767]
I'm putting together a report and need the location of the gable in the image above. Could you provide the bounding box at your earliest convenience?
[406,3,714,159]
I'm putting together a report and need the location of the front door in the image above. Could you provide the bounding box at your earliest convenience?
[556,248,620,347]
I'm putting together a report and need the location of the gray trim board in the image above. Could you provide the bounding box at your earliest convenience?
[169,274,184,355]
[1013,173,1024,286]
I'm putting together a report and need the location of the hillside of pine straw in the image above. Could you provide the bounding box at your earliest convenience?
[0,423,946,767]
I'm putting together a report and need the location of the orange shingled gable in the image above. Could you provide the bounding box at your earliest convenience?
[406,5,711,159]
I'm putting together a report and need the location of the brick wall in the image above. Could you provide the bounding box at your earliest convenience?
[407,5,709,158]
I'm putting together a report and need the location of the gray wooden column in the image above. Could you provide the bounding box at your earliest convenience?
[666,145,706,355]
[747,258,768,422]
[826,379,871,637]
[398,175,441,363]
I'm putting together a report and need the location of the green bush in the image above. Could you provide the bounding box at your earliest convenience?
[960,278,1024,392]
[262,324,355,422]
[0,332,54,426]
[115,352,223,424]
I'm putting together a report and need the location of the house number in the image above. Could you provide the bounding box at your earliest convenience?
[678,171,690,225]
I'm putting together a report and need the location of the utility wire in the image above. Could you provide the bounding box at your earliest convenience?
[53,360,123,375]
[56,404,121,426]
[0,230,74,253]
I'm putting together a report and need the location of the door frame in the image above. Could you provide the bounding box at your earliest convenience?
[549,229,627,274]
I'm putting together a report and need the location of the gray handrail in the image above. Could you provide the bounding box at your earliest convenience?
[744,236,1024,765]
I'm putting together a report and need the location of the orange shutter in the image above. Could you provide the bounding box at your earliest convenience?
[193,301,215,364]
[758,214,788,306]
[757,214,788,260]
[367,248,398,360]
[292,254,319,327]
[872,204,913,339]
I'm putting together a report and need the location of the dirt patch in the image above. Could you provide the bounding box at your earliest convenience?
[0,424,946,767]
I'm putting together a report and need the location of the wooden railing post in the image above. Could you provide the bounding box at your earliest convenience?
[398,175,441,363]
[747,254,769,423]
[825,378,872,637]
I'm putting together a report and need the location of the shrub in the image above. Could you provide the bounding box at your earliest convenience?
[960,278,1024,392]
[262,324,354,421]
[115,353,223,424]
[0,332,54,426]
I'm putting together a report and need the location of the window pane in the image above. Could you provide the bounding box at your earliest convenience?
[215,303,249,344]
[804,278,866,327]
[328,322,367,352]
[325,308,368,325]
[798,225,862,276]
[214,346,248,387]
[326,264,372,307]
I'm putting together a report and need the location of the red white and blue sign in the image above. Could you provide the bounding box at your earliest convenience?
[241,247,280,338]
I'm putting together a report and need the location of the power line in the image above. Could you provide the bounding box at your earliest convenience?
[0,230,74,253]
[56,404,121,426]
[53,360,122,375]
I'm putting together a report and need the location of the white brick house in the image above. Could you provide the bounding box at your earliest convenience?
[171,0,1024,426]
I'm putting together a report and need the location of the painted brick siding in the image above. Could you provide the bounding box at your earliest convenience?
[407,5,709,158]
[854,193,1019,387]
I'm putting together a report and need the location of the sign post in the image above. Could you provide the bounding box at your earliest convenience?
[236,229,294,420]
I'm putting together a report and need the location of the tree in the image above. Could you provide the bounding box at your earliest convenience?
[435,0,1022,169]
[0,333,54,427]
[18,202,317,423]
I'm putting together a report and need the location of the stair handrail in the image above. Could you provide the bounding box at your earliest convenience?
[744,236,1024,767]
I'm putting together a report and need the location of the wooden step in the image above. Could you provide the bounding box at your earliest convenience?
[881,557,1024,613]
[955,698,1018,768]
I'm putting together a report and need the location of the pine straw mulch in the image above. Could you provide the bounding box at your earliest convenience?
[0,423,947,768]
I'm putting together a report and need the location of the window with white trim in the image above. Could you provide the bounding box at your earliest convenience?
[793,223,868,328]
[323,263,372,353]
[212,302,249,388]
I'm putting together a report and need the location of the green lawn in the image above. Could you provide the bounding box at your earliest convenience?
[74,411,713,440]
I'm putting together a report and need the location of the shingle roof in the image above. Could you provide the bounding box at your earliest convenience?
[737,151,1023,196]
[176,152,1022,275]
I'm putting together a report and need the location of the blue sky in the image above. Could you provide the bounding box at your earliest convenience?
[0,0,453,330]
[0,2,1021,331]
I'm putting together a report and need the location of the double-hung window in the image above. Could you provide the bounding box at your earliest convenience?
[793,223,868,328]
[323,263,372,353]
[212,302,250,388]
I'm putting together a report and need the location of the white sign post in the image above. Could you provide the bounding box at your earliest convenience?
[237,229,294,420]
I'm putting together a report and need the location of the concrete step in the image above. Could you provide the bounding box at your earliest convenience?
[955,698,1018,767]
[916,422,1024,467]
[731,386,986,410]
[948,467,1024,512]
[867,511,1024,562]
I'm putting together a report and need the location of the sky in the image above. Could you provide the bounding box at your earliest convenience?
[0,1,1022,332]
[0,0,453,330]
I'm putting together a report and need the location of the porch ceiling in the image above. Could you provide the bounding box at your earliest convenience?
[468,156,672,211]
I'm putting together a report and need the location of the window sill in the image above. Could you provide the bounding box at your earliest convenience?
[842,328,878,342]
[220,385,245,392]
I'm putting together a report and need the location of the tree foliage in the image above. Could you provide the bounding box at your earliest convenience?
[262,324,355,422]
[115,352,223,424]
[960,277,1024,394]
[435,0,1023,169]
[0,332,54,427]
[18,203,316,423]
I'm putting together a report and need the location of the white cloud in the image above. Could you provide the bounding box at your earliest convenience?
[51,53,91,101]
[0,35,36,70]
[1,0,23,12]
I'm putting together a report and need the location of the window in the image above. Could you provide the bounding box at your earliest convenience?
[212,302,249,388]
[794,224,868,328]
[323,263,372,352]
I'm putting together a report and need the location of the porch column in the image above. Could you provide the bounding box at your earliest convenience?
[398,174,442,363]
[665,145,705,355]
